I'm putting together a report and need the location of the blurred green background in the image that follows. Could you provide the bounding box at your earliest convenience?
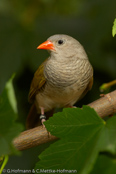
[0,0,116,171]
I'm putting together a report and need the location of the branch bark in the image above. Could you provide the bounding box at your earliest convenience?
[13,90,116,151]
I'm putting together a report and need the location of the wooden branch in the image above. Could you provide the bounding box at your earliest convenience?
[13,125,57,151]
[13,90,116,151]
[88,91,116,117]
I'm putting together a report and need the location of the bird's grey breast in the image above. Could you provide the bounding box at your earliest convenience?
[44,57,93,90]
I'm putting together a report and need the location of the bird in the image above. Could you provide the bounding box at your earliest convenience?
[26,34,93,129]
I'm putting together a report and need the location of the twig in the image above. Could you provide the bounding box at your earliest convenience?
[99,80,116,92]
[13,90,116,151]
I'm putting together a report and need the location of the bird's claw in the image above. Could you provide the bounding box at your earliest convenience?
[41,118,46,128]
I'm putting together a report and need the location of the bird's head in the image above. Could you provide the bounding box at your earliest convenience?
[37,34,88,60]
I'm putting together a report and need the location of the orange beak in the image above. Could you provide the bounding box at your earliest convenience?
[37,40,55,50]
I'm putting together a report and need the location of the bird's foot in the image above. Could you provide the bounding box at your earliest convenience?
[39,114,51,137]
[39,107,51,137]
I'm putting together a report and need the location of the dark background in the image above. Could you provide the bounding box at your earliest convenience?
[0,0,116,170]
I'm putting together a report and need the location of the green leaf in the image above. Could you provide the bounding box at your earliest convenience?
[5,74,17,114]
[44,106,104,137]
[99,116,116,154]
[112,18,116,37]
[0,75,23,156]
[35,106,105,174]
[91,154,116,174]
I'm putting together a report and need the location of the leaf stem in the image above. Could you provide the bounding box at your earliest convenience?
[0,155,9,174]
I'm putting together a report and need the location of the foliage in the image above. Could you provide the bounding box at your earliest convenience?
[0,76,23,172]
[112,18,116,37]
[0,156,9,174]
[99,80,116,93]
[91,154,116,174]
[35,106,116,174]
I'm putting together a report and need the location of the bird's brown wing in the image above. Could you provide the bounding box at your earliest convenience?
[27,59,49,129]
[28,59,47,103]
[79,76,93,101]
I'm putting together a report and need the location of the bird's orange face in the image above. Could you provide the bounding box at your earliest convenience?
[37,40,55,51]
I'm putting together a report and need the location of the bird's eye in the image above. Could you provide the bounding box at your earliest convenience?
[58,40,64,45]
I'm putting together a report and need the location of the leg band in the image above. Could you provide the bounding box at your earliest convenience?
[39,114,46,120]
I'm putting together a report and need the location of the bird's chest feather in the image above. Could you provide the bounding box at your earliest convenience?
[44,58,84,89]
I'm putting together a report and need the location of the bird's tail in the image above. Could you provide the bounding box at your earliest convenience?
[26,103,54,129]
